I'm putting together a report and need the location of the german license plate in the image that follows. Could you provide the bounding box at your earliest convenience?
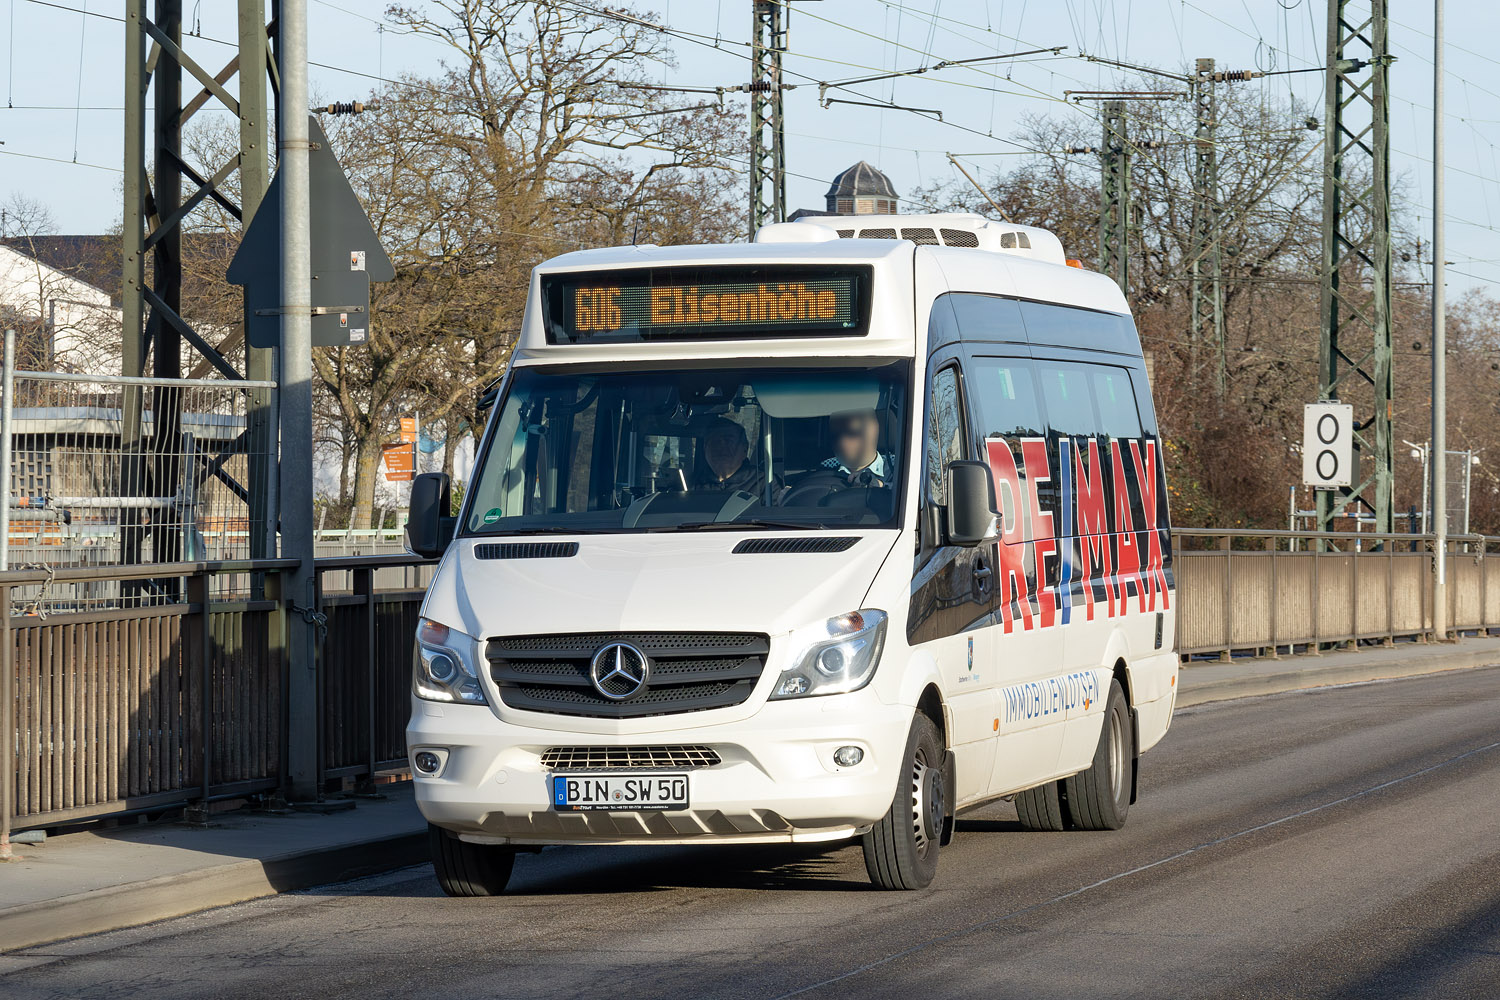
[550,772,689,811]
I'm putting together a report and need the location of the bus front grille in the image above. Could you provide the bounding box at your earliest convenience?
[487,632,769,718]
[539,745,722,770]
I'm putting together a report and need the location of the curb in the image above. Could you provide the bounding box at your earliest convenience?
[0,829,426,955]
[1176,647,1500,707]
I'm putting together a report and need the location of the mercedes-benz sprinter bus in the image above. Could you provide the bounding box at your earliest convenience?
[403,212,1176,894]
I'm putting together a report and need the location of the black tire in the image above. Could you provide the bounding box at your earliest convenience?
[1014,780,1068,831]
[863,713,946,890]
[428,823,515,897]
[1063,680,1134,831]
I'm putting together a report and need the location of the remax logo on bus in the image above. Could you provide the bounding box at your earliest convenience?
[984,436,1171,633]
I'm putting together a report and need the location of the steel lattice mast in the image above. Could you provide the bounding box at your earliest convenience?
[1098,100,1132,294]
[1189,59,1225,394]
[1317,0,1394,533]
[123,0,280,565]
[748,0,787,236]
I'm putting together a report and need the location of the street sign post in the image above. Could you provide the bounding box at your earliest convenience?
[1303,402,1353,489]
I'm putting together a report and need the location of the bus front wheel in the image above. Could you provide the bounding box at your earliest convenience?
[863,713,945,890]
[429,823,515,897]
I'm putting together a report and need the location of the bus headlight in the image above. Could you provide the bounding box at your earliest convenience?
[771,609,887,700]
[414,618,488,704]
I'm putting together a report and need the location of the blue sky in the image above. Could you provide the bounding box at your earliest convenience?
[1,0,1496,295]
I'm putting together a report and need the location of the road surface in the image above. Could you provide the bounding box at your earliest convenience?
[4,666,1499,999]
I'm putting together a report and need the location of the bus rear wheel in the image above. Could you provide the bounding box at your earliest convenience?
[1063,680,1133,831]
[429,824,515,897]
[1014,780,1068,831]
[863,713,945,890]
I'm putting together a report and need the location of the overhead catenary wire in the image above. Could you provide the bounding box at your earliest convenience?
[11,0,1500,301]
[69,0,85,162]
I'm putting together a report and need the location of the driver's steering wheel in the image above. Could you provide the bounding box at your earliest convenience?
[780,469,848,507]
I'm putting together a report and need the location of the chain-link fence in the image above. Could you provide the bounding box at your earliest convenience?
[2,369,277,612]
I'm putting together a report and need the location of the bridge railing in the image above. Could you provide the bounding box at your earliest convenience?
[4,532,1495,835]
[1174,528,1496,659]
[0,552,435,837]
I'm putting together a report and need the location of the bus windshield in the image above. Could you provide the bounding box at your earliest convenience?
[463,360,911,534]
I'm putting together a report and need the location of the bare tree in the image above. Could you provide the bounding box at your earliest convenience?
[302,1,747,526]
[910,80,1447,529]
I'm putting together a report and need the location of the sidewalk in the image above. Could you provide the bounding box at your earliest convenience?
[4,637,1499,955]
[1176,635,1500,707]
[0,786,425,954]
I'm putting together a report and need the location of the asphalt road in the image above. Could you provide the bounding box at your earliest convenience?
[4,666,1500,1000]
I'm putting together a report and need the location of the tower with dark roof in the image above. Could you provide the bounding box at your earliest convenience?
[825,161,898,215]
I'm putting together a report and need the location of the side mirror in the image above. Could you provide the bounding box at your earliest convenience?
[945,460,999,547]
[406,472,456,559]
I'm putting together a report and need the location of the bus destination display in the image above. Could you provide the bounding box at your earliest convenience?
[542,266,870,343]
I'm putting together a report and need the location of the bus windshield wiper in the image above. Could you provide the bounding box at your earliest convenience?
[669,518,830,532]
[486,526,604,536]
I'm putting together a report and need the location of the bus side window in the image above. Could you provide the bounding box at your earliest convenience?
[1036,362,1098,439]
[968,358,1043,538]
[924,365,969,508]
[1034,362,1100,523]
[1091,367,1142,441]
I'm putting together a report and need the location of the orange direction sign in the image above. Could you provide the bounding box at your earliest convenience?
[382,443,415,481]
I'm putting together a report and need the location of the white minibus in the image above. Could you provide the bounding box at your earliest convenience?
[404,212,1177,893]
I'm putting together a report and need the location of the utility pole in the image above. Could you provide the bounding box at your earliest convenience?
[1099,100,1131,293]
[748,0,787,235]
[240,1,278,568]
[1432,0,1447,637]
[1189,58,1225,394]
[279,0,318,800]
[150,2,184,578]
[1317,0,1394,535]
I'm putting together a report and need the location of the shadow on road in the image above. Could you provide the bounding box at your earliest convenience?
[506,842,873,894]
[301,840,878,898]
[954,817,1025,834]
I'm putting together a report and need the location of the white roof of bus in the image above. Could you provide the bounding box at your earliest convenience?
[516,233,1132,364]
[532,238,914,271]
[534,236,1129,316]
[924,245,1131,316]
[516,240,921,364]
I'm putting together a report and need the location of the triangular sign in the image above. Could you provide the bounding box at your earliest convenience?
[228,116,393,283]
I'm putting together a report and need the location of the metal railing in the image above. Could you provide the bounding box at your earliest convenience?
[1174,528,1495,658]
[314,555,433,788]
[0,368,278,610]
[1,552,434,837]
[5,528,1496,836]
[0,558,296,836]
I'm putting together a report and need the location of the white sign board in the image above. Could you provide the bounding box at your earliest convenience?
[1303,403,1353,489]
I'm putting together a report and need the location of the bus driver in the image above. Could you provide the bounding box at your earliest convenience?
[823,409,894,487]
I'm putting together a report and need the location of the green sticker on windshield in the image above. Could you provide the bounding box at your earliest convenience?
[482,507,502,524]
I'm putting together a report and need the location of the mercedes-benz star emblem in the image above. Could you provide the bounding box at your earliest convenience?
[589,642,650,700]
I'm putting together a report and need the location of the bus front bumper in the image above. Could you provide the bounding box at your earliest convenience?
[406,694,912,846]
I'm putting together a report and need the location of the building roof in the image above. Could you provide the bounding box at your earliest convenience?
[0,236,120,304]
[0,233,239,308]
[824,161,898,201]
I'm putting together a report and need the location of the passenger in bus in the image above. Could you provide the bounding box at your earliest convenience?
[696,417,766,493]
[822,409,895,487]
